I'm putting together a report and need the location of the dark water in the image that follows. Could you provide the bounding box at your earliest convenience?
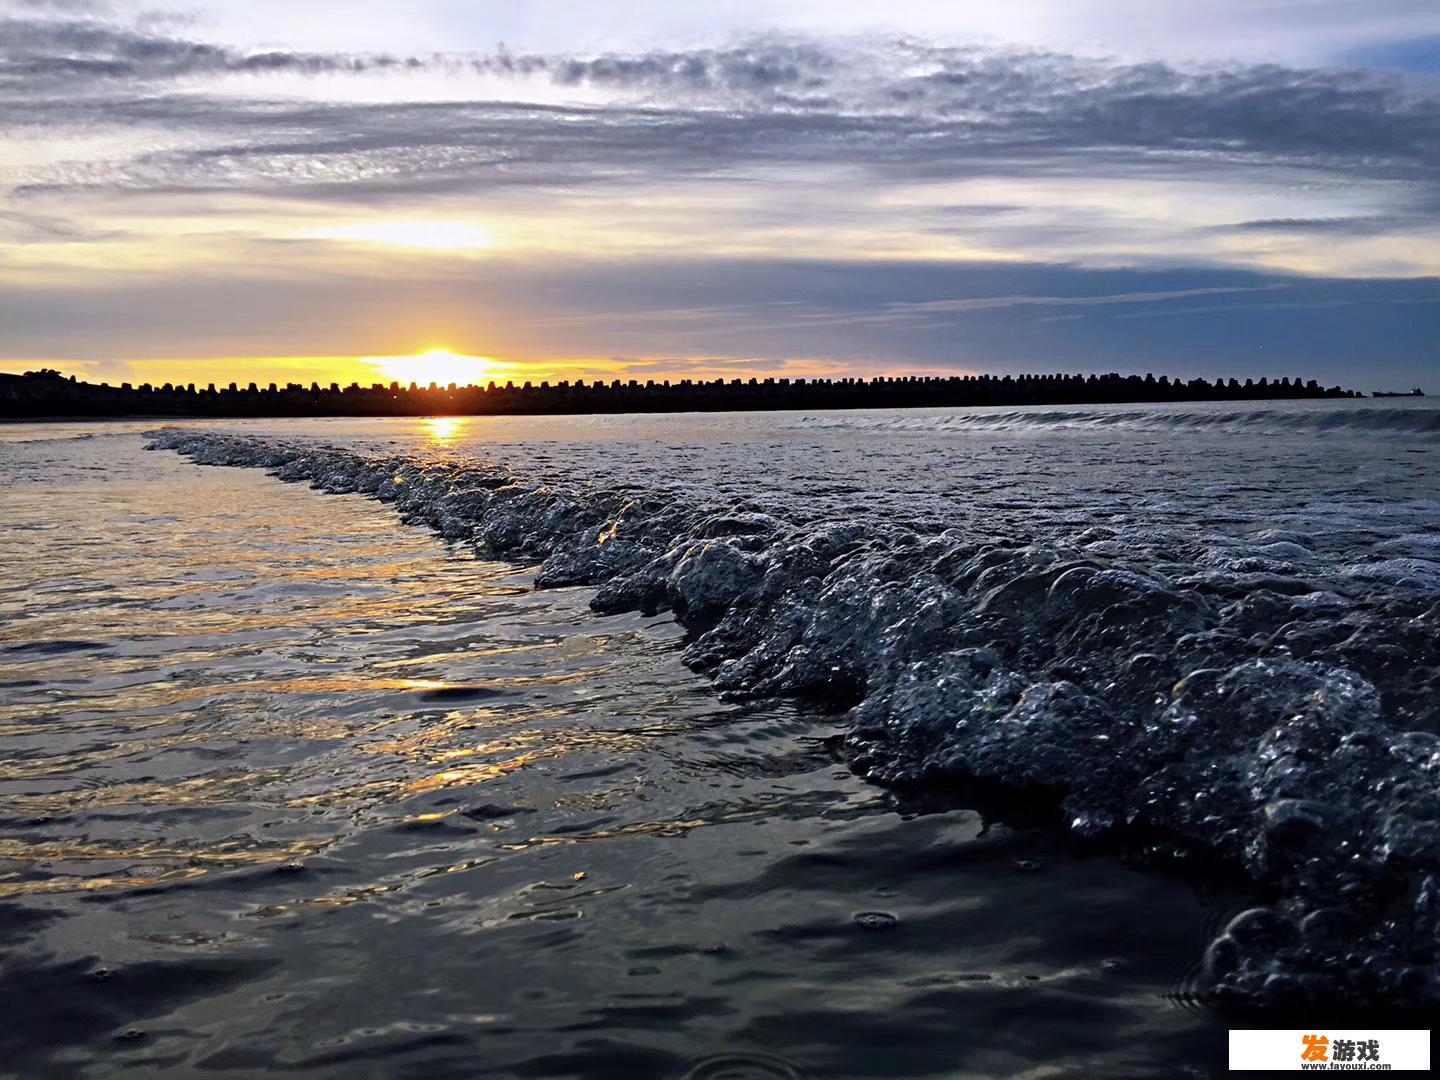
[0,429,1233,1078]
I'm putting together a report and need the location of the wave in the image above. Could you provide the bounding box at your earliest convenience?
[147,427,1440,1011]
[789,405,1440,437]
[0,429,99,445]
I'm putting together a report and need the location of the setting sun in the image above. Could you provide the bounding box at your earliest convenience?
[308,220,492,251]
[366,348,494,386]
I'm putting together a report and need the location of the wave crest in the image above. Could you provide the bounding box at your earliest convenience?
[789,405,1440,437]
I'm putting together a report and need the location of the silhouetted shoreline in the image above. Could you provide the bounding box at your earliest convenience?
[2,367,1358,420]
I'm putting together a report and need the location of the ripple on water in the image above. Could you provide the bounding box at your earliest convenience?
[676,1052,809,1079]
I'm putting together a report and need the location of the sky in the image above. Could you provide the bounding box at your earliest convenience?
[2,0,1439,389]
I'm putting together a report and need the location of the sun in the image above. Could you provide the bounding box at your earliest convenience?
[308,220,492,251]
[366,348,493,387]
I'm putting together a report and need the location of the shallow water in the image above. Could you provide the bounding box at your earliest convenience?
[0,429,1238,1079]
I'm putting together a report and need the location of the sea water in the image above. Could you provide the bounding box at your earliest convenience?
[2,399,1436,1077]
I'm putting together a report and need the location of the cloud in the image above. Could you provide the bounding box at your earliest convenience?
[544,40,838,95]
[7,49,1439,232]
[0,15,431,87]
[865,284,1281,317]
[519,283,1304,334]
[0,208,97,240]
[5,17,1438,191]
[0,15,846,95]
[1220,216,1401,235]
[8,0,110,11]
[1111,298,1361,319]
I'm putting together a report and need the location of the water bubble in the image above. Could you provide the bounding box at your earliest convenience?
[852,910,899,930]
[676,1052,808,1080]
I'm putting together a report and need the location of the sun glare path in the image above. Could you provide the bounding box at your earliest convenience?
[421,416,467,445]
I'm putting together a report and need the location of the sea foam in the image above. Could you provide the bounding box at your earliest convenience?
[788,405,1440,437]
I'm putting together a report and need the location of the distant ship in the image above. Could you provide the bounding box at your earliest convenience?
[1371,388,1425,397]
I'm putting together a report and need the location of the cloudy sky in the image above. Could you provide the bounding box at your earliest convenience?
[3,0,1438,388]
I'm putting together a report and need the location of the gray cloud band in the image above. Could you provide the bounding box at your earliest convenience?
[2,15,1438,243]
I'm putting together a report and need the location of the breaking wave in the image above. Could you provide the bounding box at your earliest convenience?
[148,427,1440,1012]
[789,405,1440,437]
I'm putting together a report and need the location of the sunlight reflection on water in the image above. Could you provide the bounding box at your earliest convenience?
[422,415,468,445]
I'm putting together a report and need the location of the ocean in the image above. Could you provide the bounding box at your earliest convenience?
[2,399,1437,1077]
